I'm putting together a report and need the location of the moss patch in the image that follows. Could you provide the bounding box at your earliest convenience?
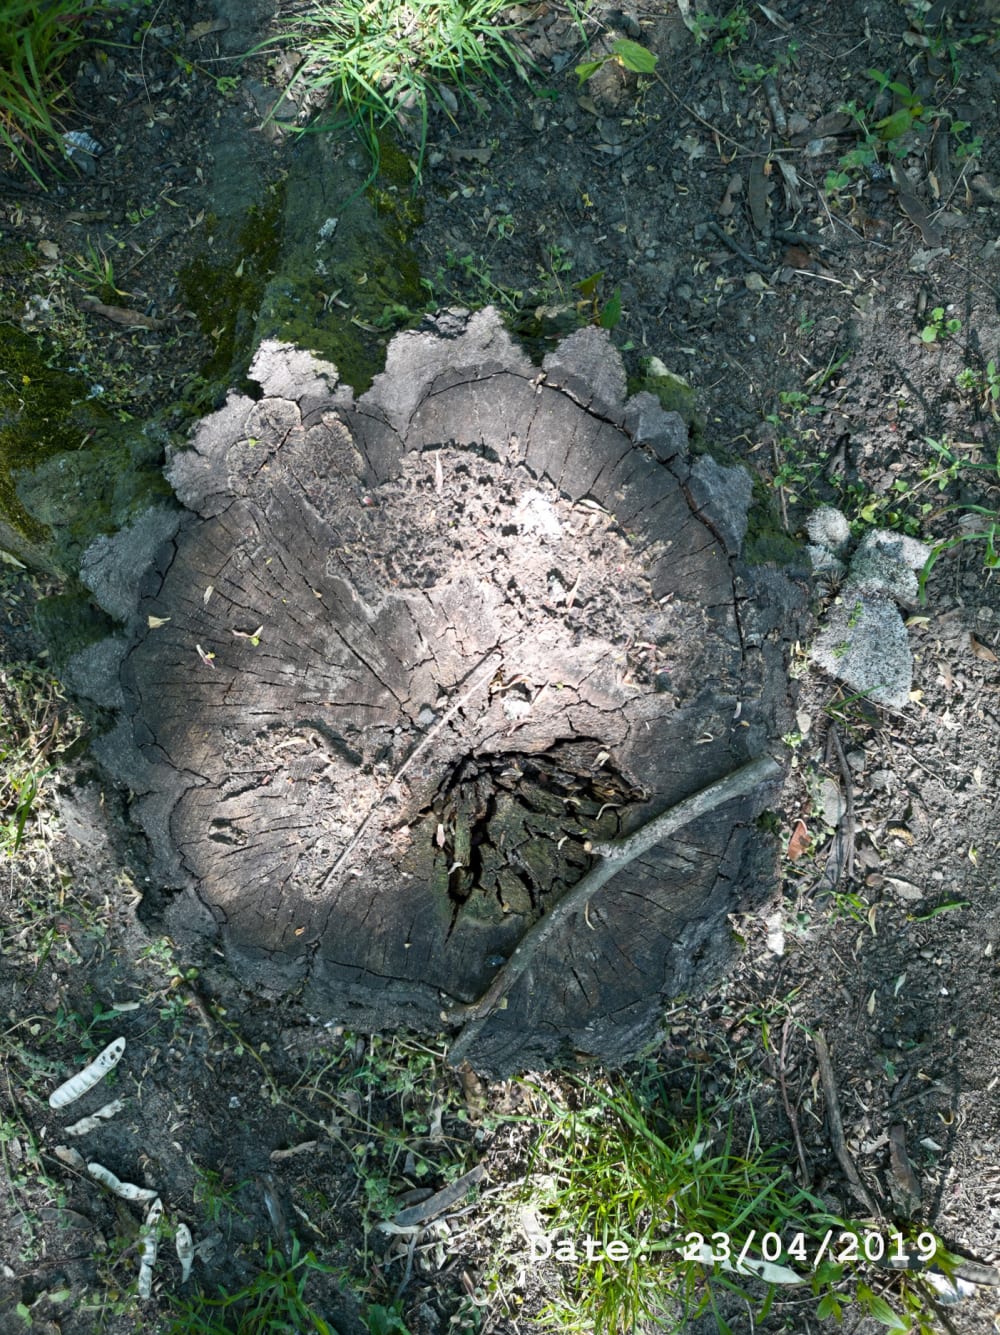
[177,183,287,413]
[743,479,803,566]
[628,357,706,446]
[177,134,429,402]
[255,135,428,395]
[0,321,171,570]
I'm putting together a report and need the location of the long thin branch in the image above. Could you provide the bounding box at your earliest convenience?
[813,1029,882,1219]
[446,754,781,1067]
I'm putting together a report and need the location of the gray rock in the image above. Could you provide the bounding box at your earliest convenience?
[686,453,753,556]
[850,528,931,602]
[807,513,931,707]
[79,506,181,624]
[810,592,912,708]
[806,506,851,555]
[806,543,846,579]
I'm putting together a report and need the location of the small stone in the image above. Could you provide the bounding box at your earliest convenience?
[819,777,845,827]
[806,507,851,555]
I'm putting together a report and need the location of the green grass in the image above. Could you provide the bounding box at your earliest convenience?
[0,661,85,857]
[165,1238,339,1334]
[0,0,95,185]
[918,437,1000,598]
[166,1238,413,1334]
[510,1066,950,1334]
[254,0,530,181]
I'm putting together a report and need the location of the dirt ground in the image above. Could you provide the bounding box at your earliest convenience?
[1,1,999,1332]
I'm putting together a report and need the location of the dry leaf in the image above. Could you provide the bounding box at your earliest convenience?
[80,297,166,330]
[269,1141,318,1161]
[186,18,229,42]
[66,1099,126,1137]
[138,1196,163,1298]
[87,1162,158,1202]
[717,174,743,217]
[39,239,60,261]
[782,245,812,271]
[175,1223,194,1283]
[787,819,809,860]
[53,1145,86,1170]
[969,634,999,662]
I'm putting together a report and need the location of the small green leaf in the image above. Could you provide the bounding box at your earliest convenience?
[857,1284,908,1330]
[610,38,658,74]
[574,270,604,299]
[816,1291,841,1319]
[599,287,622,329]
[909,900,970,921]
[876,109,915,141]
[574,57,606,85]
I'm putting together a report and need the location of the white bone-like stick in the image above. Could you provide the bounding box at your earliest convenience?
[48,1037,126,1109]
[138,1197,163,1298]
[87,1162,158,1203]
[175,1224,194,1284]
[65,1099,125,1137]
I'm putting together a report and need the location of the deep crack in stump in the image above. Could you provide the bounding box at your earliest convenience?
[76,309,802,1075]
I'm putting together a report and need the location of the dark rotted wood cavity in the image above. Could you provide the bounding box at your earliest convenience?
[424,740,645,938]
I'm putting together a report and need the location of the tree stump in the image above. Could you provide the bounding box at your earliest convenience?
[76,310,802,1075]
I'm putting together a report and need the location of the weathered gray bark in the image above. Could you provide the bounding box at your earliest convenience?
[71,309,803,1075]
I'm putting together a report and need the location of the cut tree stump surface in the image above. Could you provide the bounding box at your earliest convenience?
[74,309,803,1075]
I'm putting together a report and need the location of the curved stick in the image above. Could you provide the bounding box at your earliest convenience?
[446,754,782,1068]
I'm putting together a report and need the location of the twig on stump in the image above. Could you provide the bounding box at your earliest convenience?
[446,754,781,1067]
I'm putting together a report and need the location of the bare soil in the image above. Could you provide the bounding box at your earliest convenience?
[1,2,999,1333]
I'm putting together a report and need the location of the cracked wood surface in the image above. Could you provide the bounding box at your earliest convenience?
[82,309,801,1075]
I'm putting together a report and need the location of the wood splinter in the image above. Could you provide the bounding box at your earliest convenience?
[445,753,781,1067]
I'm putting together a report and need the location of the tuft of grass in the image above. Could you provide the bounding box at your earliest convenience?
[518,1071,830,1332]
[0,662,86,857]
[165,1237,414,1334]
[165,1237,340,1334]
[254,0,530,181]
[0,0,94,185]
[918,438,1000,598]
[511,1066,948,1334]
